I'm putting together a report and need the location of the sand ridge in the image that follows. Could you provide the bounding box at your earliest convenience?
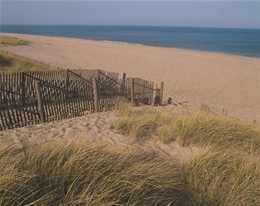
[0,106,200,162]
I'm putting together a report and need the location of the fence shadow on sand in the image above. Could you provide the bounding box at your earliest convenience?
[0,69,164,131]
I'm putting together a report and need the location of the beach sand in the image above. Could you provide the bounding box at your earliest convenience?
[0,105,200,162]
[0,33,259,160]
[1,33,259,122]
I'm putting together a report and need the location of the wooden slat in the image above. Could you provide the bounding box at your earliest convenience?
[1,69,164,131]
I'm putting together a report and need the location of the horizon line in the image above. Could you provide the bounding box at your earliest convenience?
[1,24,260,30]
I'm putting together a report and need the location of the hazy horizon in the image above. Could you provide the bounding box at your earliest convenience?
[1,1,259,30]
[1,24,260,30]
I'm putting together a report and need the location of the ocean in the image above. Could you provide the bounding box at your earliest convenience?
[1,25,260,58]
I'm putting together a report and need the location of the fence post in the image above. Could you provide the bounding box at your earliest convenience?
[122,73,126,93]
[66,69,70,91]
[97,69,101,78]
[131,78,135,106]
[93,77,99,113]
[159,82,164,106]
[35,81,46,123]
[152,83,157,106]
[21,72,25,106]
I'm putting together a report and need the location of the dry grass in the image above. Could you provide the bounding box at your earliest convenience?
[112,103,176,142]
[112,103,155,140]
[180,147,260,206]
[0,138,189,206]
[111,104,260,205]
[174,112,260,155]
[153,112,176,143]
[0,35,30,46]
[1,104,260,205]
[1,133,259,205]
[0,35,48,72]
[113,104,260,154]
[0,51,60,73]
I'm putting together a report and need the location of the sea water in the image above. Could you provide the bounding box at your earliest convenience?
[1,25,260,58]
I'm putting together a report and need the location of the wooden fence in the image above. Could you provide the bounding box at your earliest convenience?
[0,69,163,131]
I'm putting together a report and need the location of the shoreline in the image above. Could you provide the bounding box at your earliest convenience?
[1,32,260,59]
[98,39,260,59]
[1,32,260,122]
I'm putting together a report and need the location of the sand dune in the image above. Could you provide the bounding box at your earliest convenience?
[0,105,200,162]
[1,32,259,162]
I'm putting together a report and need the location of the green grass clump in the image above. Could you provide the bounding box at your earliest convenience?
[112,103,155,140]
[153,112,176,143]
[157,125,175,144]
[0,52,51,72]
[112,115,155,140]
[113,102,133,117]
[0,139,189,206]
[1,136,259,205]
[174,112,260,155]
[180,148,260,206]
[112,103,176,142]
[0,35,30,46]
[112,104,260,157]
[111,104,260,204]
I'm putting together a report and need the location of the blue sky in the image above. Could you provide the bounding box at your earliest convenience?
[1,1,260,29]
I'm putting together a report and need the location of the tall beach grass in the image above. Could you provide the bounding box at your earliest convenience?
[0,139,189,206]
[0,51,60,72]
[180,147,260,205]
[0,35,30,46]
[174,111,260,155]
[112,104,176,143]
[112,104,260,154]
[1,104,260,205]
[0,35,60,72]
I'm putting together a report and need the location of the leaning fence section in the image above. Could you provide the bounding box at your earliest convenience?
[127,77,161,106]
[0,72,40,130]
[0,69,164,131]
[95,71,129,112]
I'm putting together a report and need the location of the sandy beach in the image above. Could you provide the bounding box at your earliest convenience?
[1,32,259,123]
[1,33,260,156]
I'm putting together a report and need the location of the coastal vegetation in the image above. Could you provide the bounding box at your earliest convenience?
[0,104,259,205]
[0,35,30,46]
[0,35,59,72]
[0,139,186,205]
[112,104,260,151]
[0,51,60,72]
[112,103,177,143]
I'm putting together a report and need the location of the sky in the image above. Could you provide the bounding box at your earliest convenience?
[0,1,260,29]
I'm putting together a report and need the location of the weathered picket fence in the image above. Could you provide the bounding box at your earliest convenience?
[0,69,163,131]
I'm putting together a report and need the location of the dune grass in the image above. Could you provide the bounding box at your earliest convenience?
[112,103,155,140]
[180,148,260,206]
[0,35,59,72]
[0,51,59,73]
[153,112,177,143]
[111,103,260,205]
[0,139,189,206]
[112,103,176,142]
[0,35,30,46]
[112,104,260,152]
[1,136,259,205]
[1,104,260,205]
[174,112,260,155]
